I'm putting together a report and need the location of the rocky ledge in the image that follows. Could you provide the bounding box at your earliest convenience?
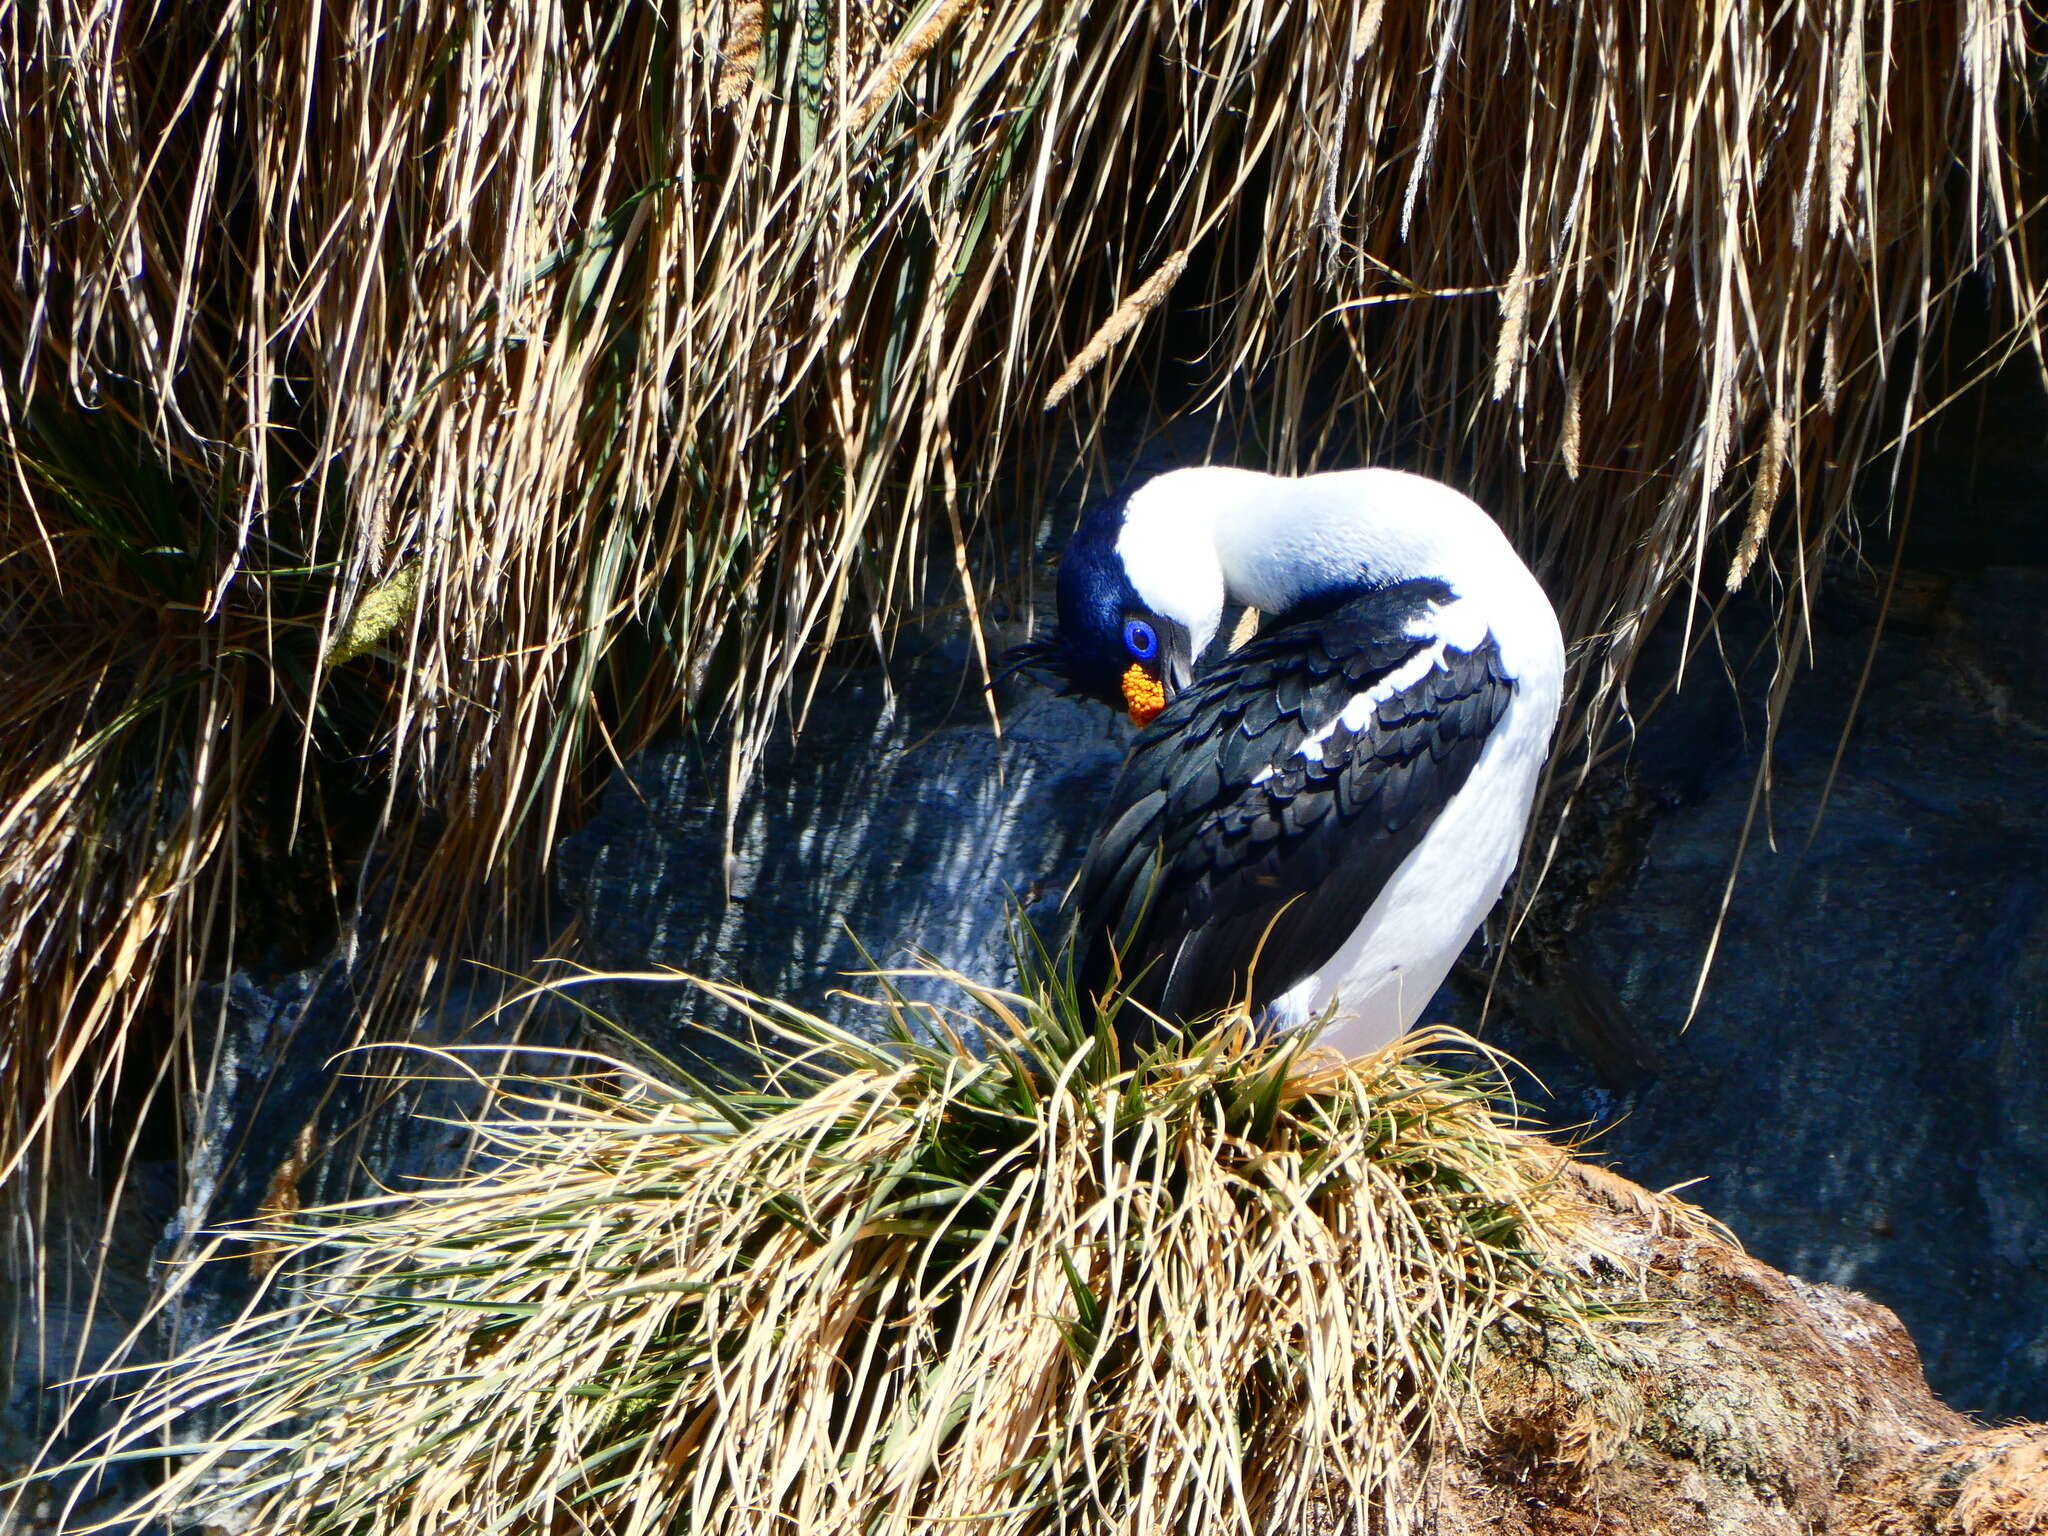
[1426,1166,2048,1536]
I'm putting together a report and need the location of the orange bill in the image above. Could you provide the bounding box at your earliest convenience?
[1120,662,1166,726]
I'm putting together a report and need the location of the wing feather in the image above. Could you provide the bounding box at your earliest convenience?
[1067,578,1516,1034]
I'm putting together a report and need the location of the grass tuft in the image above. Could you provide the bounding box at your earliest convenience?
[77,965,1598,1536]
[3,0,2037,1440]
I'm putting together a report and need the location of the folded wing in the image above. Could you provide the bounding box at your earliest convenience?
[1068,578,1515,1028]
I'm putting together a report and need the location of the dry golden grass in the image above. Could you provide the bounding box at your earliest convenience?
[0,0,2039,1418]
[69,969,1597,1536]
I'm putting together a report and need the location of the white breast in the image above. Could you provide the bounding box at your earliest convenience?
[1265,615,1563,1056]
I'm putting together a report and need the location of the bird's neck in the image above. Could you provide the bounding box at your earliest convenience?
[1119,465,1563,684]
[1126,465,1499,612]
[1207,468,1517,612]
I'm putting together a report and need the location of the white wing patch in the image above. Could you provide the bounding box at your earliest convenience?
[1247,634,1455,786]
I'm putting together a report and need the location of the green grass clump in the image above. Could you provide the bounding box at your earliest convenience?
[81,966,1598,1536]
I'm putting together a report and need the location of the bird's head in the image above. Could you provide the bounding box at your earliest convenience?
[1004,490,1217,726]
[1003,464,1564,728]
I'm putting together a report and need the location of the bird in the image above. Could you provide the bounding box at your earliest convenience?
[1012,465,1566,1059]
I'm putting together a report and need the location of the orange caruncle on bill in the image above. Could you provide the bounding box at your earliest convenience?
[1120,662,1166,725]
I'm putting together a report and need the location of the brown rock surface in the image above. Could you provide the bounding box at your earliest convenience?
[1420,1166,2048,1534]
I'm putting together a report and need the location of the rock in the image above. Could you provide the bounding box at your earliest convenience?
[1421,1165,2048,1536]
[115,952,582,1474]
[0,1160,170,1535]
[1472,565,2048,1424]
[553,642,1129,1066]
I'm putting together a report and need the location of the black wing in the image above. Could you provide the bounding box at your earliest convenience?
[1066,578,1514,1029]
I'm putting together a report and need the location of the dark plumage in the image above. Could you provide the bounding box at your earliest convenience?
[1068,578,1514,1035]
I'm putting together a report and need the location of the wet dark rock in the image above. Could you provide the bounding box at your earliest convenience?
[149,958,580,1368]
[1472,564,2048,1423]
[554,644,1130,1065]
[2,957,578,1527]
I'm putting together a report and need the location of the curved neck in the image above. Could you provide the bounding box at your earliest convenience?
[1117,465,1563,682]
[1210,469,1525,610]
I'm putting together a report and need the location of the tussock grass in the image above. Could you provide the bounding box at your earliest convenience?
[0,0,2037,1415]
[78,970,1596,1535]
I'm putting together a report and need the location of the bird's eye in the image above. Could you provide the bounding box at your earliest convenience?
[1122,618,1159,661]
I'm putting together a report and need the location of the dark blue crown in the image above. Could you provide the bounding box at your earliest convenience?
[1002,494,1145,706]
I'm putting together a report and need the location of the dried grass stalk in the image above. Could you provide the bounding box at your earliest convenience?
[718,1,767,107]
[1042,250,1191,411]
[76,969,1601,1536]
[1727,410,1791,592]
[851,0,979,129]
[0,0,2038,1415]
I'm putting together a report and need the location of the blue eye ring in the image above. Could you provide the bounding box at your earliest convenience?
[1122,618,1159,661]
